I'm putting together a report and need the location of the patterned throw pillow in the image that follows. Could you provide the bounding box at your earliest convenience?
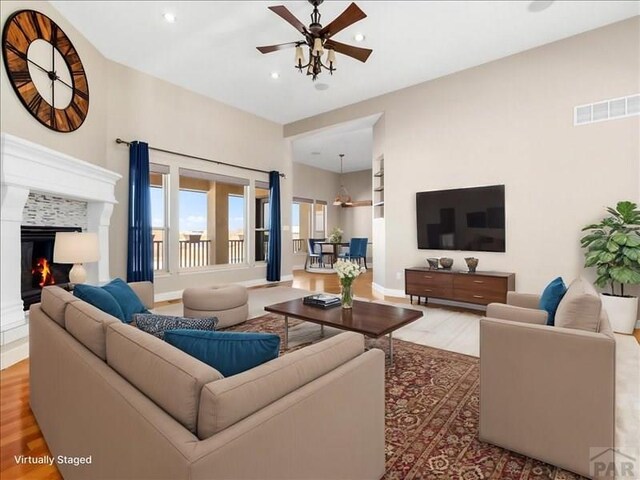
[132,314,217,339]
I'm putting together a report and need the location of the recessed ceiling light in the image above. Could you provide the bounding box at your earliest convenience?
[527,1,554,12]
[315,83,329,91]
[270,72,280,79]
[353,33,365,42]
[163,12,176,23]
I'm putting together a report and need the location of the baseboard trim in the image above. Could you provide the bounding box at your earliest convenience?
[372,283,405,297]
[1,338,29,370]
[371,283,487,312]
[424,298,487,312]
[154,275,295,303]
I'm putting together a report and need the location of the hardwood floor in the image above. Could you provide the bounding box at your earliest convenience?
[290,267,384,301]
[0,360,61,480]
[1,268,638,480]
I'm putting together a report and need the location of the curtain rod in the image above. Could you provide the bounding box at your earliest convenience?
[115,138,286,178]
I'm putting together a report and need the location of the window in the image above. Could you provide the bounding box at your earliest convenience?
[228,194,245,264]
[179,168,248,268]
[150,164,169,271]
[292,197,313,253]
[314,201,327,239]
[254,183,269,262]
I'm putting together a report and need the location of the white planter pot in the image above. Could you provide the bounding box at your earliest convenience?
[600,294,638,334]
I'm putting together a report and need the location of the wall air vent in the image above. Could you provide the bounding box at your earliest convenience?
[574,93,640,126]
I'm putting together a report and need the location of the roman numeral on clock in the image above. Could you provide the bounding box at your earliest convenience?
[12,70,31,85]
[5,42,27,60]
[74,88,89,101]
[27,94,43,113]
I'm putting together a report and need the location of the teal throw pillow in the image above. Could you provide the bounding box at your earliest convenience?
[73,284,125,322]
[164,330,280,377]
[539,277,567,326]
[102,278,148,323]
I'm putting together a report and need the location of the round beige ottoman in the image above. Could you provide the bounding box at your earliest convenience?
[182,285,249,328]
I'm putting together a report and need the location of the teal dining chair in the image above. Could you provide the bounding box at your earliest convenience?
[339,238,368,269]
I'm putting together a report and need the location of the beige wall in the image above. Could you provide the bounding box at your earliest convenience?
[285,18,640,305]
[292,162,341,235]
[341,170,373,257]
[372,116,387,287]
[1,1,292,295]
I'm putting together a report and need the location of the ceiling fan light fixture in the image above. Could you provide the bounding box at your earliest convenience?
[257,1,372,82]
[295,45,305,67]
[312,38,324,57]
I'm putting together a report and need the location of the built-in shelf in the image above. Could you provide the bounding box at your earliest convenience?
[374,156,384,219]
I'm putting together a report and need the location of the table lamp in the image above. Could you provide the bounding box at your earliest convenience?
[53,232,100,284]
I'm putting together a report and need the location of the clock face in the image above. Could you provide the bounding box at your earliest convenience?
[2,10,89,132]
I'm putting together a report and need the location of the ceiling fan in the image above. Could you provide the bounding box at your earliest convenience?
[257,0,373,81]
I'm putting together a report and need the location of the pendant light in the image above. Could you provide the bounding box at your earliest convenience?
[333,154,353,206]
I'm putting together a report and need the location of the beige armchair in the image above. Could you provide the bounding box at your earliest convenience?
[480,290,616,479]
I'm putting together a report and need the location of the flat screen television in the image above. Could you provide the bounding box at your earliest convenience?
[416,185,505,252]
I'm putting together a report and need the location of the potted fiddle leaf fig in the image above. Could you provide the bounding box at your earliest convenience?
[581,201,640,334]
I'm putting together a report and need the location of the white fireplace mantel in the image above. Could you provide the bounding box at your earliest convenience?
[0,133,122,339]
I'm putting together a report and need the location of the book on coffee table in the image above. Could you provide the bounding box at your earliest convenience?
[303,294,341,309]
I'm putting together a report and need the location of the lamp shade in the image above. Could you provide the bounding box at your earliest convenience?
[54,232,100,264]
[295,45,305,65]
[312,38,324,57]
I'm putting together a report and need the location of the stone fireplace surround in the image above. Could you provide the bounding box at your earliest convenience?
[1,133,121,365]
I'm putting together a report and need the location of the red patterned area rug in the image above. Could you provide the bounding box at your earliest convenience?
[228,314,586,480]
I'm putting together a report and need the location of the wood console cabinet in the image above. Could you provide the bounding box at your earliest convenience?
[405,267,515,307]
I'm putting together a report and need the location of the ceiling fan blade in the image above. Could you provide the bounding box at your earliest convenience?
[319,3,367,38]
[268,5,307,35]
[256,42,299,54]
[324,40,372,63]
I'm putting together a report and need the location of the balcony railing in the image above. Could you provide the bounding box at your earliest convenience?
[152,239,245,269]
[152,238,309,271]
[228,239,244,264]
[153,240,163,271]
[179,239,211,268]
[292,238,306,254]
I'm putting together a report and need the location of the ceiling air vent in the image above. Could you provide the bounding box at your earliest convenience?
[574,94,640,126]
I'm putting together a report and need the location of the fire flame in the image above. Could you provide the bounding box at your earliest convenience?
[32,257,55,288]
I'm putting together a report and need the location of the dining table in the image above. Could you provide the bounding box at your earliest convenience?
[316,241,349,265]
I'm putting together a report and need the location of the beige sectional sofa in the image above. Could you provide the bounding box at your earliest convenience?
[30,283,386,480]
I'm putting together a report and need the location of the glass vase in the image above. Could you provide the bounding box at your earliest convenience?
[341,281,354,309]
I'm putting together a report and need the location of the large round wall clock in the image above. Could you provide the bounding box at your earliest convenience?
[2,10,89,132]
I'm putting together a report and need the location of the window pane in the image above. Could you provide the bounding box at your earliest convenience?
[291,202,311,253]
[255,187,269,262]
[314,203,327,238]
[179,169,247,268]
[150,171,167,272]
[228,194,245,264]
[150,187,164,228]
[291,204,300,239]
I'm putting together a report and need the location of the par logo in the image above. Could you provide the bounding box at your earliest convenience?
[590,447,638,479]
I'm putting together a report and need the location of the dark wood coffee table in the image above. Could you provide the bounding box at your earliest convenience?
[264,299,423,363]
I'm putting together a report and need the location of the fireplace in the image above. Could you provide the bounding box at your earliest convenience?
[21,226,81,310]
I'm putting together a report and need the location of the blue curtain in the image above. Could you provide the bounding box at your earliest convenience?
[267,171,281,281]
[127,141,154,283]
